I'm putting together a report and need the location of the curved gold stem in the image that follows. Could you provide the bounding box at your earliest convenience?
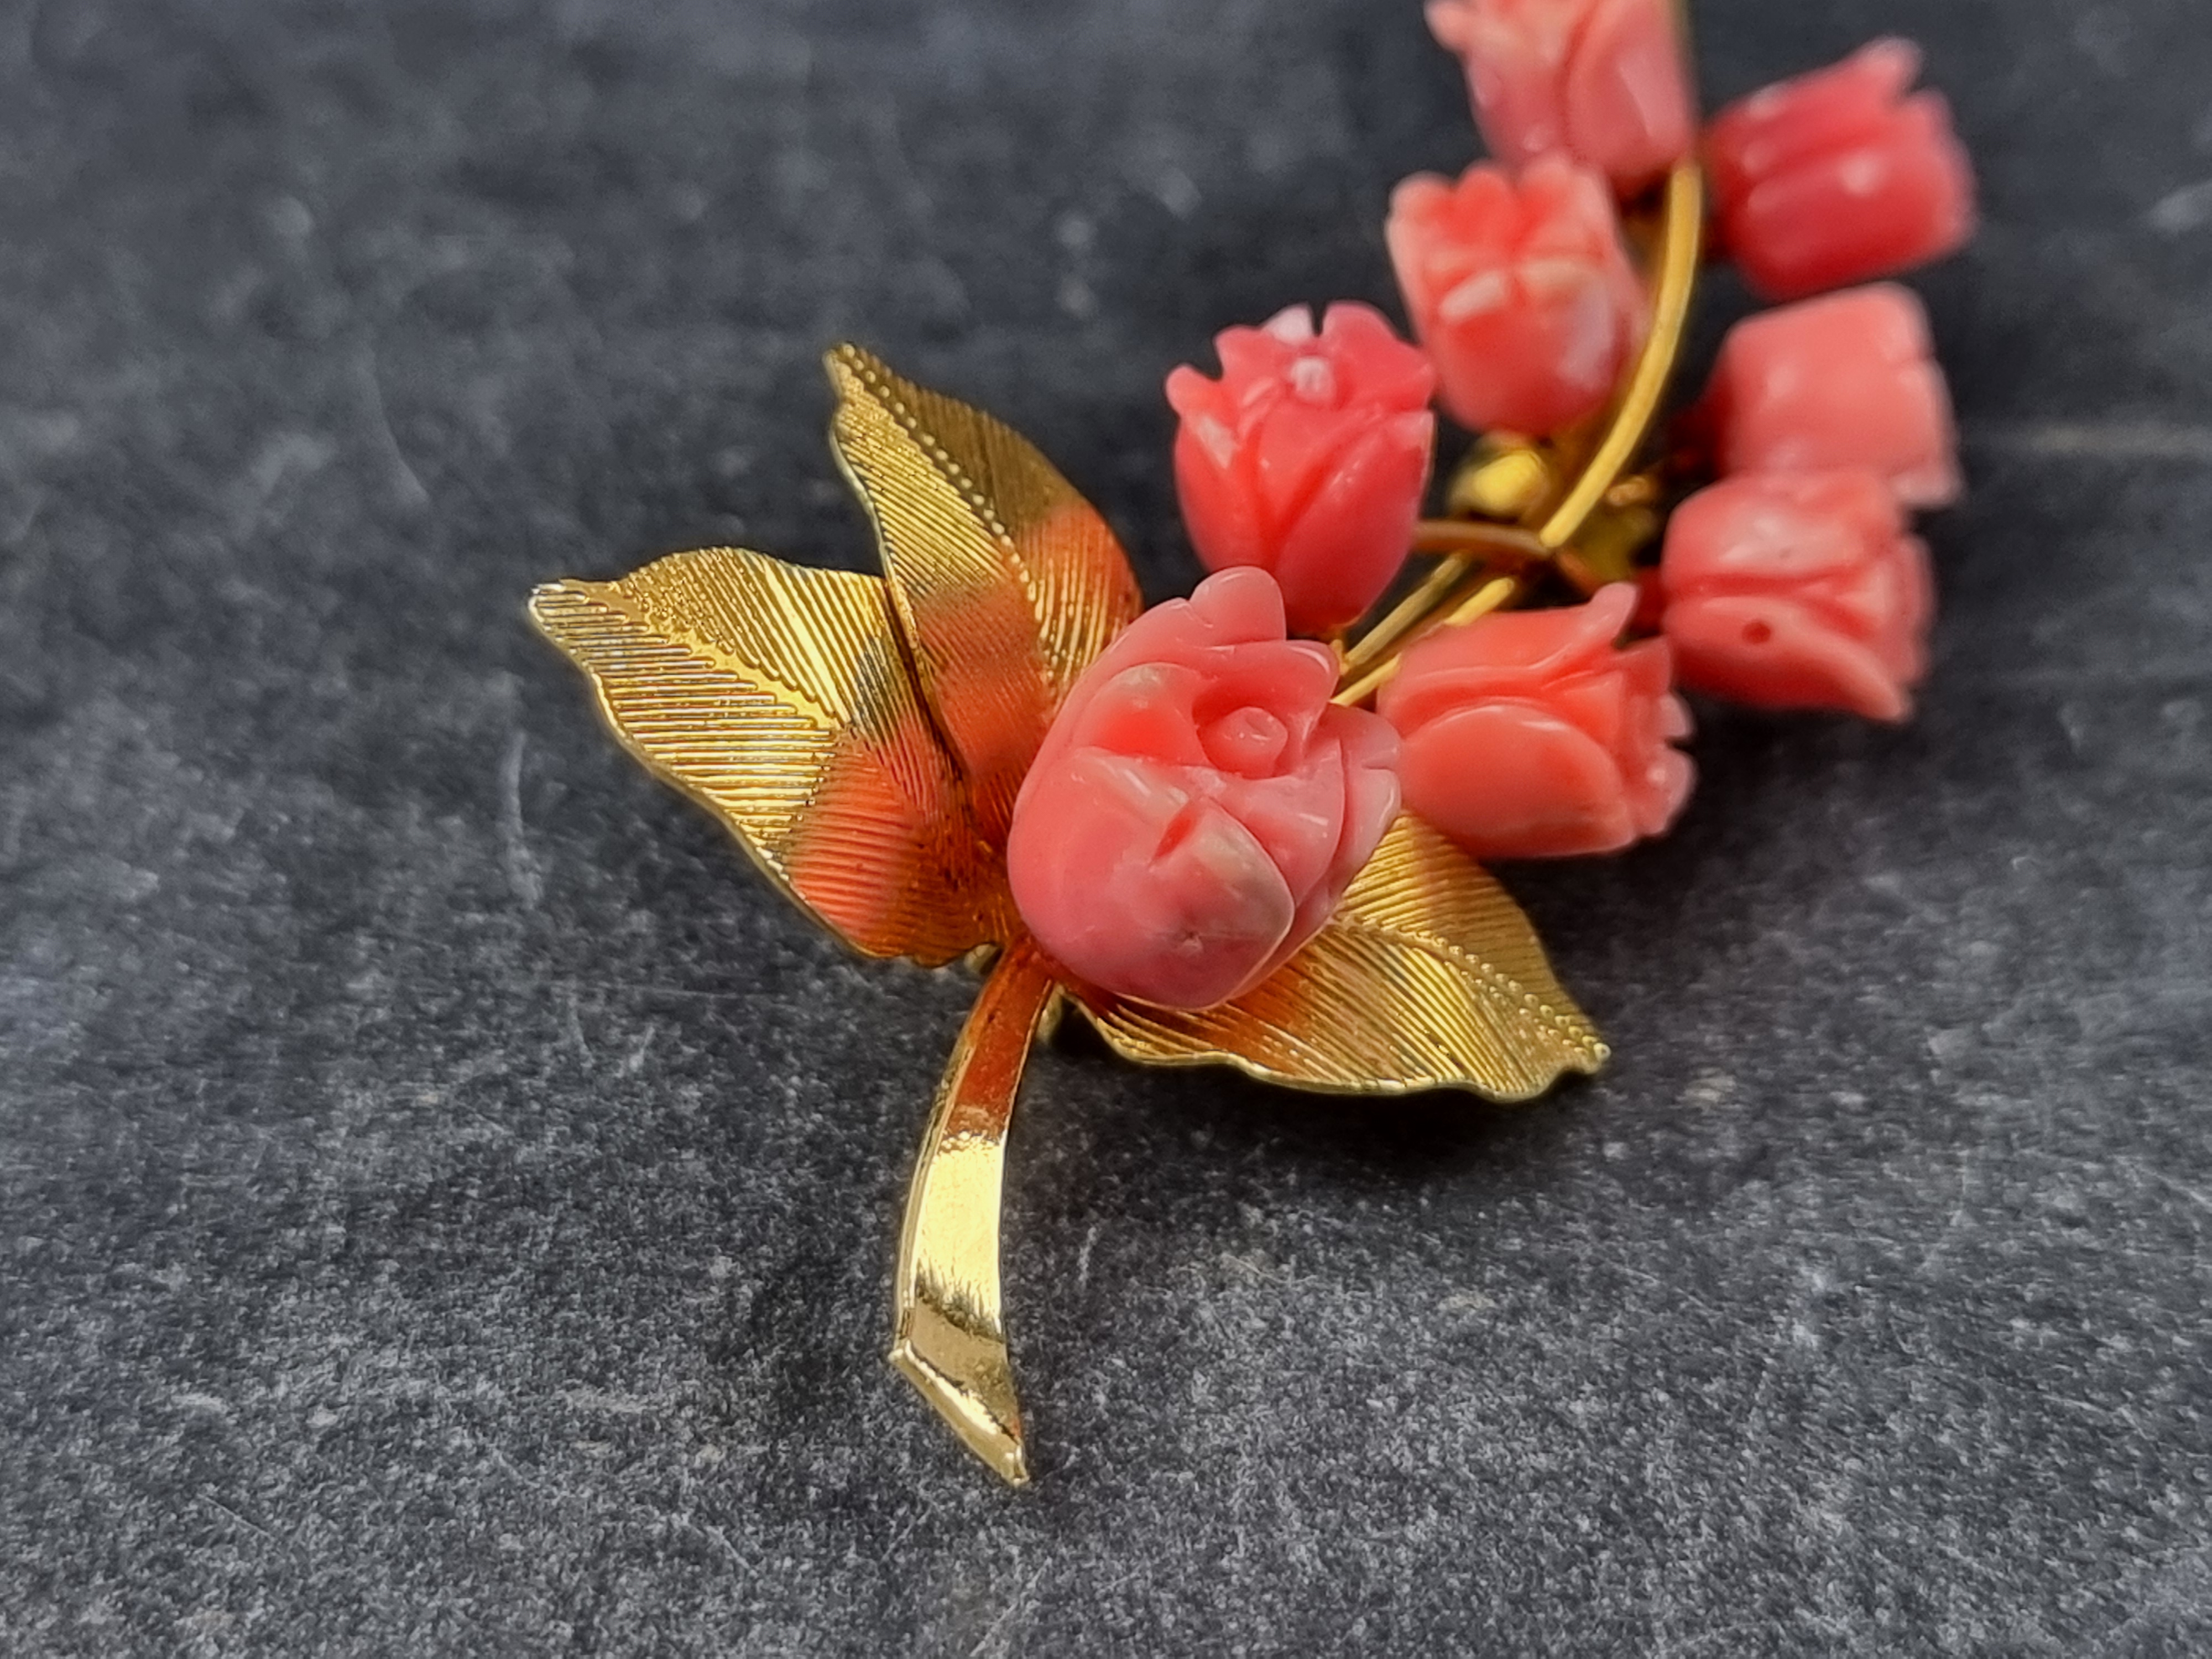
[1334,160,1705,701]
[1534,161,1705,551]
[1335,576,1519,708]
[890,937,1058,1485]
[1336,523,1550,684]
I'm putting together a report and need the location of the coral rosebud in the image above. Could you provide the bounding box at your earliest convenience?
[1703,284,1961,509]
[1388,156,1647,439]
[1660,469,1934,722]
[1426,0,1695,192]
[1378,583,1692,861]
[1708,39,1977,302]
[1006,568,1401,1010]
[1166,304,1437,636]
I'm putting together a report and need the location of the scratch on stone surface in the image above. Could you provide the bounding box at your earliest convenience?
[1076,1221,1100,1290]
[2150,1170,2212,1218]
[968,1565,1046,1659]
[195,1491,291,1558]
[559,1385,672,1416]
[865,104,935,223]
[499,730,544,909]
[356,349,430,512]
[699,1522,750,1574]
[1969,420,2212,464]
[560,984,593,1060]
[578,980,752,1003]
[619,1021,659,1076]
[1915,1150,1979,1279]
[1731,1317,1791,1477]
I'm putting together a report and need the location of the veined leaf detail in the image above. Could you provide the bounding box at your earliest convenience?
[530,547,1013,966]
[1078,816,1608,1100]
[827,344,1143,844]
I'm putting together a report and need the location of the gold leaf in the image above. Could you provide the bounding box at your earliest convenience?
[826,343,1144,844]
[530,547,1014,966]
[1077,817,1608,1101]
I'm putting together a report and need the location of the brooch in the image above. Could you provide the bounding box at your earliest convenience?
[530,3,1974,1483]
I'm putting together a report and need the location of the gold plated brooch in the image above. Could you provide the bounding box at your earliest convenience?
[529,0,1980,1487]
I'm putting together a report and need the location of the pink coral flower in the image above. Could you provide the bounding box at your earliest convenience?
[1703,283,1961,509]
[1426,0,1695,192]
[1708,39,1977,302]
[1166,304,1437,637]
[1388,156,1647,439]
[1378,583,1692,861]
[1661,469,1934,722]
[1006,567,1401,1010]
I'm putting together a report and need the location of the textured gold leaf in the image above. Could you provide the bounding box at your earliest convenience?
[530,548,1014,966]
[826,343,1144,845]
[1077,817,1608,1101]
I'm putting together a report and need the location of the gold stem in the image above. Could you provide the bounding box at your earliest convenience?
[890,937,1058,1486]
[1334,576,1517,707]
[1337,524,1548,681]
[1410,520,1552,561]
[1533,160,1705,552]
[1334,160,1706,701]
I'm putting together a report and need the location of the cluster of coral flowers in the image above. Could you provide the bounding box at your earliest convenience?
[1008,0,1976,1012]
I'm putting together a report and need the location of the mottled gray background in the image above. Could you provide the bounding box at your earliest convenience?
[3,0,2208,1652]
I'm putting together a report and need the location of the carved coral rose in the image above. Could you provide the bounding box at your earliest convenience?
[1007,568,1401,1009]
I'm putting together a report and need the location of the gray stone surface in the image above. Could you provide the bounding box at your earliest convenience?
[3,0,2210,1652]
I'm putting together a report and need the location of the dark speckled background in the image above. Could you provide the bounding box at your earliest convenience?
[3,1,2209,1652]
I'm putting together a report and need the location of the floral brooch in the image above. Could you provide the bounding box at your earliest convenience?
[531,2,1975,1483]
